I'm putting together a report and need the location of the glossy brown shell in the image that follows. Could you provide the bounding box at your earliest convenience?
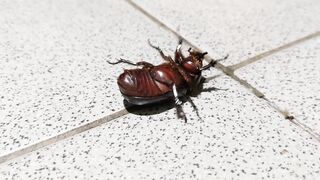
[117,64,187,97]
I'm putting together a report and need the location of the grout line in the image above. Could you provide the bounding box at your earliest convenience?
[263,97,320,142]
[214,63,265,98]
[0,109,129,164]
[0,0,222,165]
[125,0,201,51]
[126,0,320,142]
[229,31,320,71]
[1,0,318,165]
[125,0,265,98]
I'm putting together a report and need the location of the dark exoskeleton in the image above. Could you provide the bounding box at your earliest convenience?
[108,40,228,122]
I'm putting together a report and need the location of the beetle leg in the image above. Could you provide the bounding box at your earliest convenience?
[212,54,229,65]
[136,61,154,68]
[147,39,168,61]
[187,96,201,121]
[107,58,134,65]
[200,54,229,71]
[209,54,229,68]
[175,38,185,63]
[172,84,187,123]
[107,58,154,68]
[202,86,228,92]
[199,62,213,71]
[172,84,182,105]
[187,75,204,96]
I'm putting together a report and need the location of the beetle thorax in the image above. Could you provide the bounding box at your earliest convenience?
[181,49,207,75]
[181,58,202,75]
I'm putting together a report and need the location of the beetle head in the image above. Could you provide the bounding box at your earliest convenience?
[181,48,207,75]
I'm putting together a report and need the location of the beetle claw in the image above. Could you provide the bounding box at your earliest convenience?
[178,37,183,45]
[175,99,183,105]
[106,60,118,65]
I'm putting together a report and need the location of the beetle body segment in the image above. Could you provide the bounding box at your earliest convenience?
[118,64,188,105]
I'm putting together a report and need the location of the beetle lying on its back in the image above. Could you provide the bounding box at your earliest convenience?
[108,39,227,122]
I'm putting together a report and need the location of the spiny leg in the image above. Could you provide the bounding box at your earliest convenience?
[200,63,214,71]
[107,58,135,65]
[202,86,228,92]
[200,54,229,71]
[172,84,187,123]
[212,54,229,65]
[107,58,153,68]
[203,74,222,83]
[152,76,188,123]
[147,39,167,60]
[186,96,202,121]
[190,76,206,96]
[175,38,184,63]
[201,75,228,92]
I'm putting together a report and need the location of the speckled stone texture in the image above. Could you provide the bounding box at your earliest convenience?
[1,0,320,179]
[0,0,178,155]
[0,74,319,179]
[132,0,320,66]
[236,38,320,135]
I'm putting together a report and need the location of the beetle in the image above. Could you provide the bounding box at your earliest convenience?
[107,39,228,122]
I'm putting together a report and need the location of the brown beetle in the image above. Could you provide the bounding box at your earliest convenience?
[108,40,227,122]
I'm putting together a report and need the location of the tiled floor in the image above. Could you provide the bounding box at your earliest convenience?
[0,0,319,179]
[236,38,320,135]
[133,0,320,66]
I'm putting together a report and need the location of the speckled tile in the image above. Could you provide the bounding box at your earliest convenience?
[235,38,320,135]
[0,73,319,179]
[0,0,182,155]
[132,0,320,66]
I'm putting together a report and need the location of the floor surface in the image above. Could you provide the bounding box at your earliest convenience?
[0,0,319,179]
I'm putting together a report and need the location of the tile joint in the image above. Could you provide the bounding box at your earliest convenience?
[229,31,320,71]
[1,0,319,166]
[262,97,320,142]
[126,0,320,142]
[0,109,129,164]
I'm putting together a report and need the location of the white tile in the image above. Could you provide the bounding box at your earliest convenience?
[0,74,319,179]
[133,0,320,66]
[0,0,180,155]
[235,38,320,135]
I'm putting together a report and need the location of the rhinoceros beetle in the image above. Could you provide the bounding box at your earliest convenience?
[107,39,228,122]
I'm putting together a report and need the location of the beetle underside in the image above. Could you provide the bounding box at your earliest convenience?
[107,39,228,122]
[122,88,187,106]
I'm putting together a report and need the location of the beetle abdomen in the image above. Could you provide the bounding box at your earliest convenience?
[122,88,187,105]
[117,69,163,97]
